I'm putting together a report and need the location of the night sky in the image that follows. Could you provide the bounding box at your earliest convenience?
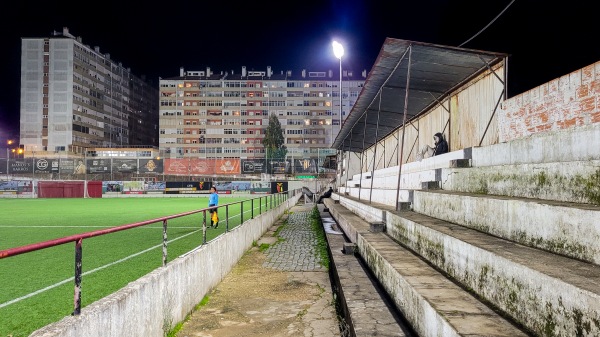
[1,0,599,143]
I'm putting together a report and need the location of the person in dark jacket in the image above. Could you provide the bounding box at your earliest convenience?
[433,132,449,156]
[317,187,334,204]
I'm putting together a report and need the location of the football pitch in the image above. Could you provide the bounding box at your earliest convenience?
[0,195,273,337]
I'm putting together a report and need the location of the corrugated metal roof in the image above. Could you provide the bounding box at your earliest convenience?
[333,38,509,152]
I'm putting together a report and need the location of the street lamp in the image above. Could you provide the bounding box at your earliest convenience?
[332,40,344,188]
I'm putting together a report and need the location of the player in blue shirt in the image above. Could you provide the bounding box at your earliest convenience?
[208,186,219,228]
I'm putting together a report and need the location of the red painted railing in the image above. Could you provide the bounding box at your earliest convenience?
[0,190,295,315]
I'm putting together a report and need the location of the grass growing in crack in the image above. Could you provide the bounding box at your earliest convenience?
[169,295,211,337]
[310,206,330,270]
[274,218,288,236]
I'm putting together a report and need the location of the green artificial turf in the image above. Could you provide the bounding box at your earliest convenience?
[0,195,277,337]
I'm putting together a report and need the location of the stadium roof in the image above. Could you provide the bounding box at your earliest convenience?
[332,38,509,152]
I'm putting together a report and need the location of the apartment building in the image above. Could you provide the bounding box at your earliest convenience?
[158,66,366,173]
[19,27,159,156]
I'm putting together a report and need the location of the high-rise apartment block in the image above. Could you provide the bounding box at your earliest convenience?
[19,27,159,155]
[158,67,366,165]
[17,27,366,178]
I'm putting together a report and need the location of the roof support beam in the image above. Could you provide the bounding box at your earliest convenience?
[369,93,382,203]
[395,45,412,211]
[358,110,368,201]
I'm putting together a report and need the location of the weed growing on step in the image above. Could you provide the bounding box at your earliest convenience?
[310,206,330,270]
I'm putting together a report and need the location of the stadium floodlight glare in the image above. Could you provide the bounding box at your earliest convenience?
[332,40,344,59]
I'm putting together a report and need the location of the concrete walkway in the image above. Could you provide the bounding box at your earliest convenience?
[262,205,327,272]
[176,201,341,337]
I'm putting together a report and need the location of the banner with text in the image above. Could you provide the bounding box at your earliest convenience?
[139,159,163,173]
[267,160,291,174]
[164,158,218,175]
[87,158,110,174]
[112,159,138,173]
[240,159,266,174]
[165,181,212,194]
[214,159,240,174]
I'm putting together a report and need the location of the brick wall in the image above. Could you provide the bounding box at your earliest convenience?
[499,61,600,142]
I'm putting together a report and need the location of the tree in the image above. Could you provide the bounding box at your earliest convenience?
[263,113,287,161]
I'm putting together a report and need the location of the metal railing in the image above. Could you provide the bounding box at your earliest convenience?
[0,189,298,315]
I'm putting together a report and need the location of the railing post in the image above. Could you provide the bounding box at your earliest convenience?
[73,238,83,316]
[251,198,254,219]
[225,204,229,232]
[240,201,244,224]
[259,196,262,214]
[162,219,168,266]
[202,210,207,244]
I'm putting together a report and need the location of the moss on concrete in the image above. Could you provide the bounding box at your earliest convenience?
[543,302,556,336]
[456,167,600,205]
[477,265,490,292]
[415,232,445,266]
[536,171,548,187]
[510,230,591,263]
[579,168,600,205]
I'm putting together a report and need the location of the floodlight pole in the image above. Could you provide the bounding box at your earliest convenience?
[332,41,344,191]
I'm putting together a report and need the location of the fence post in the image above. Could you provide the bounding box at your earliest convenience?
[73,238,83,316]
[240,201,244,224]
[225,205,229,232]
[162,219,168,266]
[251,198,254,219]
[202,210,207,244]
[259,196,262,214]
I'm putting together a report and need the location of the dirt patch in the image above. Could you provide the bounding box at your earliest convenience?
[175,244,340,337]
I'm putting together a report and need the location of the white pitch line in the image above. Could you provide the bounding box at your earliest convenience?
[0,229,201,309]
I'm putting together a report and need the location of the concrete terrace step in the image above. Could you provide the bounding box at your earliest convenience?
[346,169,438,190]
[342,124,600,209]
[412,190,600,265]
[323,199,530,337]
[345,148,471,191]
[349,147,472,181]
[318,206,412,337]
[386,209,600,337]
[471,122,600,167]
[441,159,600,204]
[342,187,411,207]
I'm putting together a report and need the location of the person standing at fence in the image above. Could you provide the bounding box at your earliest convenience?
[208,186,219,228]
